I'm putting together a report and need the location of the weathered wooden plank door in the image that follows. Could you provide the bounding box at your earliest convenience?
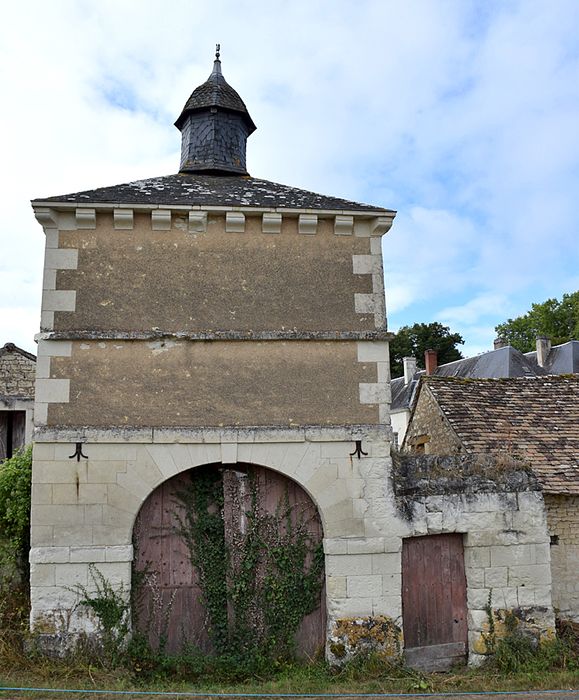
[402,534,468,671]
[133,463,325,657]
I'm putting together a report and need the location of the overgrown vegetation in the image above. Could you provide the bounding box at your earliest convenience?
[136,467,324,664]
[0,446,32,641]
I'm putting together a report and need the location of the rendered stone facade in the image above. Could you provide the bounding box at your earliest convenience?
[29,57,558,666]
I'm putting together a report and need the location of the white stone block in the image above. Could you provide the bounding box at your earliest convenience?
[75,208,96,229]
[347,574,382,598]
[371,216,394,237]
[372,595,401,618]
[45,248,78,270]
[55,563,88,587]
[382,572,401,596]
[334,215,353,235]
[262,212,282,234]
[372,552,401,575]
[352,255,374,275]
[114,209,134,230]
[42,268,57,291]
[326,554,372,576]
[354,293,376,314]
[508,564,551,587]
[40,311,54,331]
[69,546,106,563]
[221,442,238,464]
[298,213,317,234]
[30,562,56,587]
[151,209,171,230]
[43,290,76,312]
[323,538,348,555]
[356,341,389,363]
[106,545,134,562]
[359,383,390,404]
[485,567,508,588]
[491,544,534,567]
[37,340,72,357]
[35,356,51,379]
[30,546,70,564]
[347,537,385,555]
[464,546,491,568]
[35,379,70,404]
[226,211,245,233]
[327,576,347,598]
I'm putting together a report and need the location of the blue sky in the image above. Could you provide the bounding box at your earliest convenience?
[0,0,578,356]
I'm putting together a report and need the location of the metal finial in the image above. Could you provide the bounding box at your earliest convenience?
[215,44,220,60]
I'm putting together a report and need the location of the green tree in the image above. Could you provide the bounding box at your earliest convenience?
[390,322,464,378]
[495,291,579,353]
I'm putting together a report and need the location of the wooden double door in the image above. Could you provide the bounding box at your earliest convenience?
[402,534,468,671]
[132,463,325,657]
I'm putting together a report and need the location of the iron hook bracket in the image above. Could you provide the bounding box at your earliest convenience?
[349,440,368,459]
[69,442,88,462]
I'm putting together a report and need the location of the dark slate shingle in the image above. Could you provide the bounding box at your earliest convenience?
[33,174,393,213]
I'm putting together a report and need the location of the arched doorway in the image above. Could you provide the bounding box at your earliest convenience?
[133,463,325,658]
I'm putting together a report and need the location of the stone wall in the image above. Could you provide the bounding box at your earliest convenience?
[44,339,382,428]
[545,495,579,622]
[0,345,36,398]
[52,213,378,334]
[402,383,462,453]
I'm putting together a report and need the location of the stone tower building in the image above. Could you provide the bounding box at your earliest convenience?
[29,53,555,666]
[30,53,398,653]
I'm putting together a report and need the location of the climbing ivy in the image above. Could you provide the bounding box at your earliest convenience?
[171,466,324,660]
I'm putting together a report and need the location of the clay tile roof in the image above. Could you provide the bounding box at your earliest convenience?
[32,173,393,213]
[423,375,579,495]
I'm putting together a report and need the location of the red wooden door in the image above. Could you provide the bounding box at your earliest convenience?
[402,534,468,671]
[133,463,325,657]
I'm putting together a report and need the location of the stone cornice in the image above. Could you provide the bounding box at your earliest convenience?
[35,329,394,343]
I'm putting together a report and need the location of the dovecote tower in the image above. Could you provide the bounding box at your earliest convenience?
[175,46,256,174]
[30,51,401,661]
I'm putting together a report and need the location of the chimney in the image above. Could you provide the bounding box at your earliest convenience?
[424,349,438,375]
[536,336,551,368]
[494,337,507,350]
[403,356,417,385]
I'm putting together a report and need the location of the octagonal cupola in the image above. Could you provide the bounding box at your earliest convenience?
[175,46,257,175]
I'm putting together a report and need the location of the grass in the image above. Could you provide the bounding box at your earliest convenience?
[1,640,578,700]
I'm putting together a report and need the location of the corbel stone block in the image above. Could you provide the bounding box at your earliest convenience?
[151,210,172,230]
[299,214,318,235]
[262,212,282,234]
[188,211,208,233]
[75,208,96,229]
[334,215,354,236]
[371,216,394,237]
[114,209,134,230]
[226,212,245,233]
[34,207,58,229]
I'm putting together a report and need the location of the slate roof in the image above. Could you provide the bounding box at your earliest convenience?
[421,375,579,495]
[33,173,392,212]
[391,344,554,412]
[524,340,579,374]
[175,58,256,133]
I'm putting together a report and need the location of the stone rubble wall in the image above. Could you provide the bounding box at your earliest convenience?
[0,349,36,398]
[545,494,579,622]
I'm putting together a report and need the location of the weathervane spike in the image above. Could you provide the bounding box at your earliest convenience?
[215,43,220,60]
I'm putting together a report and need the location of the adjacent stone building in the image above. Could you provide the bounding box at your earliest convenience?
[0,342,35,459]
[28,53,559,668]
[403,374,579,624]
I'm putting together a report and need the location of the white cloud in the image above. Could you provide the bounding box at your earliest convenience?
[0,0,577,355]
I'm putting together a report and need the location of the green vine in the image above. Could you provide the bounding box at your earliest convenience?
[169,466,324,660]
